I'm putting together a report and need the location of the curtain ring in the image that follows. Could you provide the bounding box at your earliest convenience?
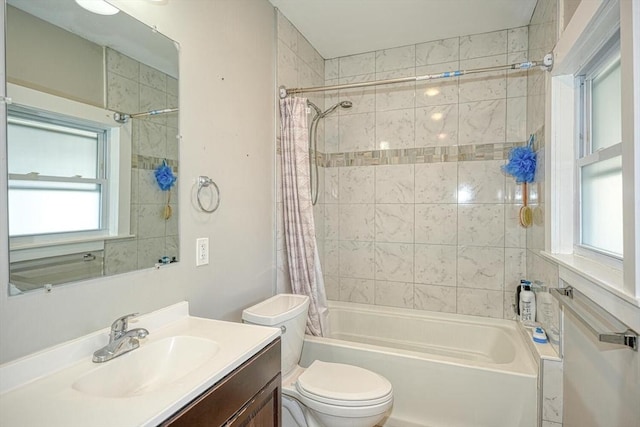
[197,176,220,213]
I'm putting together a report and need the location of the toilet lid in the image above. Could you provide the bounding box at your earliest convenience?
[296,361,392,407]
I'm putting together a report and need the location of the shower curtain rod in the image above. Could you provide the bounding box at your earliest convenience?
[279,53,554,98]
[113,108,179,124]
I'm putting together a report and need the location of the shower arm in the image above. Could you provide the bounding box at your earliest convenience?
[280,54,554,98]
[113,108,179,124]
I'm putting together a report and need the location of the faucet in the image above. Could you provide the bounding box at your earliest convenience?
[93,313,149,363]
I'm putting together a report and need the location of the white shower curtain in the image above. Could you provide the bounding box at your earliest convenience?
[279,97,329,337]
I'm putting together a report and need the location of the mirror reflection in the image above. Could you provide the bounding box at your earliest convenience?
[6,0,180,295]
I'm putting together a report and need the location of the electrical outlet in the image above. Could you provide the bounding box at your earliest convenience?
[196,238,209,266]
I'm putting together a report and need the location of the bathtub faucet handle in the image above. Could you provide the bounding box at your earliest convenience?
[280,325,287,334]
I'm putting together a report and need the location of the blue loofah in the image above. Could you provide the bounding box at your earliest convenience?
[154,159,176,191]
[503,135,537,183]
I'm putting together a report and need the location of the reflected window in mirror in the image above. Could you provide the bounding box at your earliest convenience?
[9,112,110,236]
[7,85,132,293]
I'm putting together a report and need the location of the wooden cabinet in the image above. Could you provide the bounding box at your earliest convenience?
[161,338,281,427]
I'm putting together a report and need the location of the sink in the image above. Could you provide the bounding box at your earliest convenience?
[72,336,220,398]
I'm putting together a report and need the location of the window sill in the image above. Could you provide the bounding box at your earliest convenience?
[540,251,639,308]
[10,234,135,251]
[10,234,136,263]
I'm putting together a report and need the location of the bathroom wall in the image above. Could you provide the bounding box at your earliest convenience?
[5,5,104,107]
[526,0,562,341]
[104,48,180,275]
[275,10,326,294]
[0,0,276,363]
[527,2,562,427]
[312,28,530,320]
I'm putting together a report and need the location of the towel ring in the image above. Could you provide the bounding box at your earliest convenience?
[197,176,220,213]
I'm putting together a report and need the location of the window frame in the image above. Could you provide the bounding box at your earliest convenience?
[7,111,110,238]
[548,0,640,306]
[6,83,132,262]
[574,42,623,264]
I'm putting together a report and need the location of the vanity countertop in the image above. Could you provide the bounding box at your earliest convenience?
[0,302,280,427]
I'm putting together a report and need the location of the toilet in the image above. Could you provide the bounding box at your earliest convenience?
[242,294,393,427]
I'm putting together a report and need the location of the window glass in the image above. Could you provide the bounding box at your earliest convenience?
[8,184,101,236]
[591,58,621,151]
[580,155,623,256]
[8,117,99,178]
[7,112,106,237]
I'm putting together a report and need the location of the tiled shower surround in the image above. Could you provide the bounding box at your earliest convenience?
[104,48,180,275]
[276,12,532,320]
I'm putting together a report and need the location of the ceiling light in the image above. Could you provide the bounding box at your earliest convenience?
[75,0,119,15]
[430,112,443,121]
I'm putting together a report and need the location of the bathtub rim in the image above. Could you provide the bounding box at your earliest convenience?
[313,300,538,377]
[328,300,523,329]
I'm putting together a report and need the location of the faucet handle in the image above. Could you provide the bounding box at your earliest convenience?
[110,313,139,341]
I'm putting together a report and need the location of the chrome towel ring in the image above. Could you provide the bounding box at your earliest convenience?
[197,176,220,213]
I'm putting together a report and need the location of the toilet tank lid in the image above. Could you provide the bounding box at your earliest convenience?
[242,294,310,326]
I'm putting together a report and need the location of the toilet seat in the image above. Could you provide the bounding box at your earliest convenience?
[296,361,393,407]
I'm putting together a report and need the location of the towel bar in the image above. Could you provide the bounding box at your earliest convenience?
[551,287,638,351]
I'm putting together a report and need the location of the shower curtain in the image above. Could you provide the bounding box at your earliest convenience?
[279,97,329,337]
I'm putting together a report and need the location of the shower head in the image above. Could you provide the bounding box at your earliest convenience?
[319,100,353,118]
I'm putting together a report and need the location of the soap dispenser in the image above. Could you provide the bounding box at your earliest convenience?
[519,281,536,324]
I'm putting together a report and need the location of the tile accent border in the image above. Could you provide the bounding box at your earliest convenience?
[133,155,179,172]
[315,141,525,168]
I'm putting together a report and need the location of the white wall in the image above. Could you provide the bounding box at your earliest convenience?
[6,5,105,107]
[0,0,276,363]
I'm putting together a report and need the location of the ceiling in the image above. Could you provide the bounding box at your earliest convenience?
[269,0,538,59]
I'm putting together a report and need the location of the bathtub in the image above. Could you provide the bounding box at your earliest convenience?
[300,301,538,427]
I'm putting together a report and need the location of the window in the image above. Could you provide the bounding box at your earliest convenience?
[8,111,108,237]
[7,83,132,260]
[577,45,623,259]
[549,0,640,305]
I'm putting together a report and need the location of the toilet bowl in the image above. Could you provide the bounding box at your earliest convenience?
[242,294,393,427]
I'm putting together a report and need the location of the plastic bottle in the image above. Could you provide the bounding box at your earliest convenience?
[536,286,553,326]
[519,282,536,324]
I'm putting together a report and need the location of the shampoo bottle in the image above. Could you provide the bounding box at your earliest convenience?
[519,281,536,324]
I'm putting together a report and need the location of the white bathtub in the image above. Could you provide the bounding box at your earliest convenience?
[300,301,538,427]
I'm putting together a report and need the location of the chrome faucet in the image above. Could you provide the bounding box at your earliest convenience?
[93,313,149,363]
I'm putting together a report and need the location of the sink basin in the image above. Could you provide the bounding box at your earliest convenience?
[72,336,220,398]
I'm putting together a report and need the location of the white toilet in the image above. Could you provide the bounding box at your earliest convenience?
[242,294,393,427]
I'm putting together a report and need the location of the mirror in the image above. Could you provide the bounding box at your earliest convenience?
[5,0,180,295]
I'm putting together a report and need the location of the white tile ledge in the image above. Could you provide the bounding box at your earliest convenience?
[518,322,561,363]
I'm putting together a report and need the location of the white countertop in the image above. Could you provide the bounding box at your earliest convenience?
[0,302,280,427]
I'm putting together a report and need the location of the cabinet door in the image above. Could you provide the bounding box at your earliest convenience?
[226,374,281,427]
[162,339,281,427]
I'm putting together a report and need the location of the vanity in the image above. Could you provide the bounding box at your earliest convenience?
[0,302,281,426]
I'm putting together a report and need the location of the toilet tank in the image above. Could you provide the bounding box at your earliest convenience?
[242,294,310,376]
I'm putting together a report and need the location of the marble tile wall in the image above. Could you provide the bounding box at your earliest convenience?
[275,11,325,294]
[526,0,561,347]
[527,1,563,427]
[104,48,179,275]
[317,27,530,320]
[542,359,564,426]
